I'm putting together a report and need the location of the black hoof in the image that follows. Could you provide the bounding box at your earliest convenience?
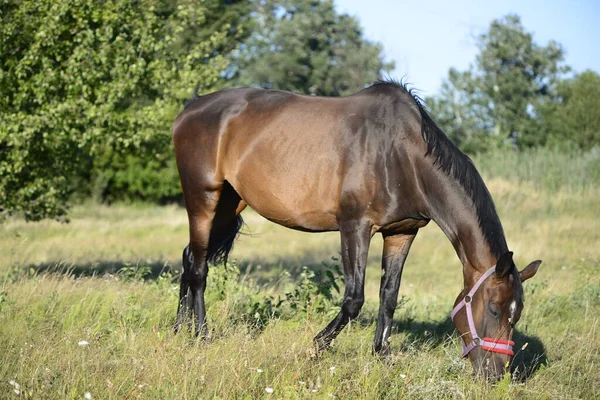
[313,336,334,357]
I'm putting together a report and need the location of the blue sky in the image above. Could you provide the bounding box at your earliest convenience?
[335,0,600,96]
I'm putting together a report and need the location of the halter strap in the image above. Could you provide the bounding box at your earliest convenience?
[450,264,515,357]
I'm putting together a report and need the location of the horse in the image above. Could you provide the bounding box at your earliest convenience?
[172,80,541,380]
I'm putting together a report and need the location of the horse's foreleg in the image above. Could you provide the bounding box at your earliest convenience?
[372,230,417,356]
[314,219,372,353]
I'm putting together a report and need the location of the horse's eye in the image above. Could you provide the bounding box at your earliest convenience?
[488,304,501,318]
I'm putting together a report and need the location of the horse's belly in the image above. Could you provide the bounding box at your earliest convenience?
[251,205,339,232]
[227,154,341,232]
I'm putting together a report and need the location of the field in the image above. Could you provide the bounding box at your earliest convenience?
[1,151,600,399]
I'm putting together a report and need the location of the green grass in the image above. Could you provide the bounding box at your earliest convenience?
[1,175,599,398]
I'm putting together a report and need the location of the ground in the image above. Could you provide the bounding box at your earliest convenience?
[1,177,599,399]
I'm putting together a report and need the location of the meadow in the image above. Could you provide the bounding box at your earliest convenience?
[1,149,599,399]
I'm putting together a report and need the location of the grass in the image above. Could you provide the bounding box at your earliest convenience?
[1,170,599,398]
[472,146,600,192]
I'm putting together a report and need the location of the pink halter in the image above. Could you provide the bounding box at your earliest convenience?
[450,264,515,357]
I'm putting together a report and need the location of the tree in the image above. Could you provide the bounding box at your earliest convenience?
[0,0,248,221]
[427,14,569,151]
[231,0,394,96]
[426,68,500,153]
[545,70,600,150]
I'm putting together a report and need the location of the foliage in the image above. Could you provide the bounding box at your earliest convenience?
[427,14,569,151]
[284,264,342,317]
[231,0,394,96]
[543,70,600,150]
[0,0,248,220]
[91,151,182,204]
[116,264,154,282]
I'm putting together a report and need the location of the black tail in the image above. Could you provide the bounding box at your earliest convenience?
[206,214,244,266]
[183,83,202,110]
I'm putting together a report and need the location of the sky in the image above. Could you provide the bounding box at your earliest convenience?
[335,0,600,96]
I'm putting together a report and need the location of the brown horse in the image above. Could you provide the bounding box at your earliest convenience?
[172,80,541,379]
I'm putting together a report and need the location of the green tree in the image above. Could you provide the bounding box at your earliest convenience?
[426,68,500,153]
[0,0,248,221]
[427,14,568,151]
[232,0,394,96]
[545,70,600,150]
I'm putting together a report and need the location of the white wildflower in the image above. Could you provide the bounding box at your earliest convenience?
[265,387,274,394]
[256,368,263,373]
[84,392,92,399]
[9,380,20,390]
[78,340,90,347]
[399,374,406,379]
[329,366,336,375]
[14,389,20,395]
[363,364,370,375]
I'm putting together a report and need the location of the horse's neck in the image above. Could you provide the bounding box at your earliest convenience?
[421,167,503,282]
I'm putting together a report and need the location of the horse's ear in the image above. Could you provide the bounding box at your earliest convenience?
[495,251,514,278]
[519,260,542,282]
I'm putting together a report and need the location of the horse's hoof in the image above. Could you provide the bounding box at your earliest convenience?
[372,344,395,365]
[173,322,182,335]
[380,354,396,366]
[313,337,334,358]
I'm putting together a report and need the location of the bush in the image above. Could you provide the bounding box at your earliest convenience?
[207,260,344,330]
[0,0,248,220]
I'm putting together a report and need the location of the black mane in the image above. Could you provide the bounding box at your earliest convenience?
[373,79,508,258]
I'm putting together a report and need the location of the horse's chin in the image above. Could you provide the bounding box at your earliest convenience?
[471,350,510,382]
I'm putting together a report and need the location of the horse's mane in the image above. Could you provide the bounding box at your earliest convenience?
[372,78,508,258]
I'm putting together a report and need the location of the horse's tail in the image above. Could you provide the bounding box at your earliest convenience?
[206,213,244,266]
[183,83,202,110]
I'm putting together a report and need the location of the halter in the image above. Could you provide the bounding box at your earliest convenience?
[450,264,515,357]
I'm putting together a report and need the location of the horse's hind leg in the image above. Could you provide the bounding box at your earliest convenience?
[174,181,245,337]
[314,219,372,352]
[174,185,221,337]
[372,230,417,357]
[174,245,194,333]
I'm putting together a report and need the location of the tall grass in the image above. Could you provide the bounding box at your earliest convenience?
[473,146,600,192]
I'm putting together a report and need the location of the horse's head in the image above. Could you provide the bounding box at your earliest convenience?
[451,251,541,380]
